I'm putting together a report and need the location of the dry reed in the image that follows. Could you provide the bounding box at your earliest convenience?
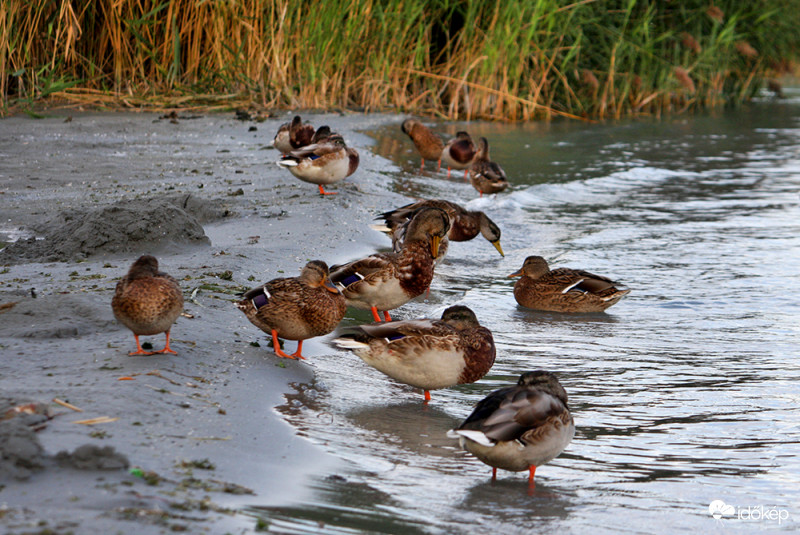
[1,0,797,119]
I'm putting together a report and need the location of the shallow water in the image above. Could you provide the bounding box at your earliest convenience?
[252,94,800,533]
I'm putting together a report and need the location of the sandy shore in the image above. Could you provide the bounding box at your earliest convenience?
[0,110,411,533]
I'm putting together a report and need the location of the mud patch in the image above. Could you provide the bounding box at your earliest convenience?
[0,293,119,339]
[0,197,213,264]
[0,399,48,480]
[55,444,129,470]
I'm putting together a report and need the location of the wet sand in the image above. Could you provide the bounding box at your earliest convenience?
[0,110,410,533]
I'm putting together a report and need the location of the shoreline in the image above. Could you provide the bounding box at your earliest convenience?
[0,110,412,533]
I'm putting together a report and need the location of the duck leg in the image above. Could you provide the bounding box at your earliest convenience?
[318,185,337,195]
[129,334,154,356]
[528,465,537,485]
[437,159,441,172]
[383,310,392,322]
[272,329,300,359]
[491,467,497,481]
[289,340,306,360]
[423,390,431,402]
[152,330,178,355]
[370,306,383,322]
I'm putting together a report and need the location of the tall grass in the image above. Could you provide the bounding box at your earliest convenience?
[1,0,797,119]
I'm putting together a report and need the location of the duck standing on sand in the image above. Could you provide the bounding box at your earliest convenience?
[111,255,184,356]
[277,133,359,195]
[273,115,317,155]
[509,256,630,313]
[334,305,495,402]
[375,199,504,262]
[236,260,346,360]
[449,370,574,485]
[330,207,450,322]
[469,137,509,196]
[401,118,444,172]
[441,131,477,179]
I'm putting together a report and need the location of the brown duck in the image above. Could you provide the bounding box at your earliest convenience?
[509,256,630,313]
[449,370,575,485]
[277,133,359,195]
[334,305,495,402]
[469,137,509,196]
[273,115,322,155]
[441,131,478,179]
[376,199,504,260]
[401,118,444,172]
[330,207,450,322]
[236,260,346,360]
[112,255,184,356]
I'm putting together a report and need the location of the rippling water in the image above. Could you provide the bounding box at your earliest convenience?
[252,94,800,533]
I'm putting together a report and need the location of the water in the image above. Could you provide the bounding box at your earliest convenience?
[251,94,800,533]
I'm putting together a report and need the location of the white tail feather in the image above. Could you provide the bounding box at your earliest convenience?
[333,338,369,350]
[450,429,496,447]
[277,159,298,168]
[369,223,392,233]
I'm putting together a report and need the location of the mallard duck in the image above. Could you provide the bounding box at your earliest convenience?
[330,207,450,322]
[334,305,495,401]
[441,131,477,179]
[469,137,509,196]
[273,119,293,155]
[111,255,184,356]
[277,133,359,195]
[449,370,574,485]
[236,260,346,360]
[273,116,323,155]
[509,256,630,313]
[401,118,444,172]
[375,199,504,261]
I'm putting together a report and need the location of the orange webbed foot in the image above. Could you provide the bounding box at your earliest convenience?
[272,330,299,359]
[128,349,154,356]
[129,335,154,356]
[318,185,337,195]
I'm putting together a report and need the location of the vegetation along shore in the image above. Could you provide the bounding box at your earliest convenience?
[2,0,798,119]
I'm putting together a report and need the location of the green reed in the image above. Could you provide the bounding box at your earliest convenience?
[1,0,797,119]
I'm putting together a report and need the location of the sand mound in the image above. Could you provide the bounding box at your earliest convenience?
[0,196,216,264]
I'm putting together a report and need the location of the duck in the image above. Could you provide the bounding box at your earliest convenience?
[235,260,346,360]
[401,118,444,172]
[277,133,359,195]
[334,305,495,402]
[330,207,450,322]
[441,131,477,179]
[272,119,293,154]
[448,370,575,485]
[509,256,630,313]
[111,255,184,356]
[469,137,509,196]
[375,199,504,261]
[273,116,322,155]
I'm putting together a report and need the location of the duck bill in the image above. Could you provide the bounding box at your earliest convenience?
[491,240,505,257]
[508,269,523,278]
[431,235,442,258]
[323,277,341,294]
